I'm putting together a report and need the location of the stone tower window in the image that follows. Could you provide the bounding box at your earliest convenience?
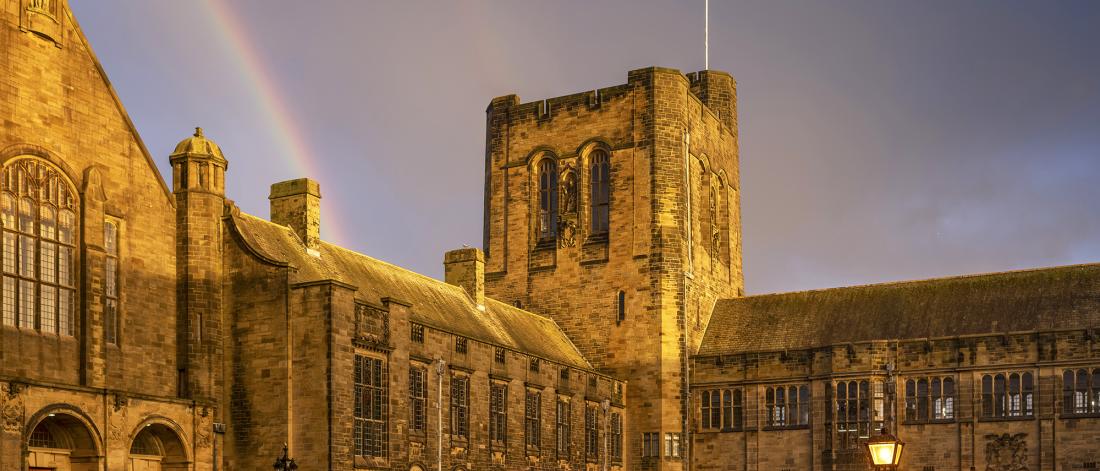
[104,220,120,344]
[589,150,610,234]
[0,158,76,335]
[537,159,558,242]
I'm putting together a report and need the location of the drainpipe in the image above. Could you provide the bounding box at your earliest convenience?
[437,358,446,471]
[602,399,610,471]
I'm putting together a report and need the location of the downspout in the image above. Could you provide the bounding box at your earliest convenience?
[437,358,446,471]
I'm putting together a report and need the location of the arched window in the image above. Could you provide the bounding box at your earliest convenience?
[589,150,610,234]
[1,159,76,335]
[537,159,558,241]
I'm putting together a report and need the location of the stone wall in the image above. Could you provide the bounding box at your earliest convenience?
[691,330,1100,471]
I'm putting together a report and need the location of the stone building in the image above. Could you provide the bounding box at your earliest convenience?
[2,1,1098,471]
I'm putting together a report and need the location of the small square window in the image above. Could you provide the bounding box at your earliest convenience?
[455,337,468,354]
[530,358,540,373]
[494,347,506,364]
[560,368,570,381]
[411,324,424,343]
[588,376,597,388]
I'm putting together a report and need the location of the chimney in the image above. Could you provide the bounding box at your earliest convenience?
[269,178,321,249]
[444,248,484,308]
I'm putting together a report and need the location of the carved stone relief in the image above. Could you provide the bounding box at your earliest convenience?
[985,433,1028,471]
[0,383,26,433]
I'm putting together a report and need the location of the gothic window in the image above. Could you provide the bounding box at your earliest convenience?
[354,355,387,458]
[982,372,1033,418]
[28,421,60,448]
[831,380,883,449]
[409,367,427,433]
[489,383,507,448]
[537,159,558,242]
[584,403,598,461]
[556,398,571,460]
[765,385,810,427]
[1,159,76,335]
[104,220,119,344]
[610,412,623,463]
[905,376,955,422]
[1063,368,1100,416]
[589,150,610,234]
[525,389,541,451]
[451,375,469,440]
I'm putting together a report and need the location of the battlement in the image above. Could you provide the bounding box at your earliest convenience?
[488,67,737,131]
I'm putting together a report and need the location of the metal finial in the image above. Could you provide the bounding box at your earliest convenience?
[194,127,204,137]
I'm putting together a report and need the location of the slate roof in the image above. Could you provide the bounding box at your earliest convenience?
[228,210,593,370]
[698,263,1100,357]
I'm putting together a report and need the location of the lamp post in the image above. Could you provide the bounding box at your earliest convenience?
[273,443,298,470]
[866,364,904,470]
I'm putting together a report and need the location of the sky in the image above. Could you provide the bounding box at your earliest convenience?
[70,1,1100,295]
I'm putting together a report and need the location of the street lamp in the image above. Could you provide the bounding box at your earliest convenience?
[273,443,298,470]
[866,427,904,469]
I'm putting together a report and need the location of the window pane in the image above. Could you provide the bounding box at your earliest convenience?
[0,194,14,228]
[58,210,74,244]
[1,276,14,326]
[39,241,56,284]
[2,232,14,274]
[39,205,56,240]
[18,197,34,233]
[19,235,34,277]
[39,285,56,333]
[19,280,33,328]
[59,288,72,336]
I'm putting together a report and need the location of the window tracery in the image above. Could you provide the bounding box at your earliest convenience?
[0,158,76,335]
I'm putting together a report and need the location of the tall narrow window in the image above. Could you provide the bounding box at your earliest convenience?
[538,159,558,241]
[525,390,541,452]
[589,150,610,234]
[616,290,625,324]
[835,380,879,449]
[409,367,427,433]
[0,159,76,334]
[584,403,598,461]
[104,221,119,344]
[556,398,571,460]
[610,412,622,463]
[451,375,469,440]
[489,383,507,448]
[354,355,387,458]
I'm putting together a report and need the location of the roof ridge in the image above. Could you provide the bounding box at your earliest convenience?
[733,262,1100,301]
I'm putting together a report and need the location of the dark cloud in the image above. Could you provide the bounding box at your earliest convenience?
[73,0,1100,294]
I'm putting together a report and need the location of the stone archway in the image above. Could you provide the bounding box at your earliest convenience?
[26,412,102,471]
[128,422,190,471]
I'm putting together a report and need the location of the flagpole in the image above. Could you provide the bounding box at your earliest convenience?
[705,0,709,70]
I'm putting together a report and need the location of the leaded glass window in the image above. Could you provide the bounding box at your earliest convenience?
[0,159,76,335]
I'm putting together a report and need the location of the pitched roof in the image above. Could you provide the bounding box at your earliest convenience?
[227,210,592,370]
[698,263,1100,357]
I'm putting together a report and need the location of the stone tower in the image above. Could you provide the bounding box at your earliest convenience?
[483,67,743,470]
[171,127,228,403]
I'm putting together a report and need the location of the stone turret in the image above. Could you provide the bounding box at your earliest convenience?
[171,127,226,402]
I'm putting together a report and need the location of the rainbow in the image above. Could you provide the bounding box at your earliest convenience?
[202,0,349,246]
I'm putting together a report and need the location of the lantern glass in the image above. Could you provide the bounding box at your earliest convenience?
[868,441,896,465]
